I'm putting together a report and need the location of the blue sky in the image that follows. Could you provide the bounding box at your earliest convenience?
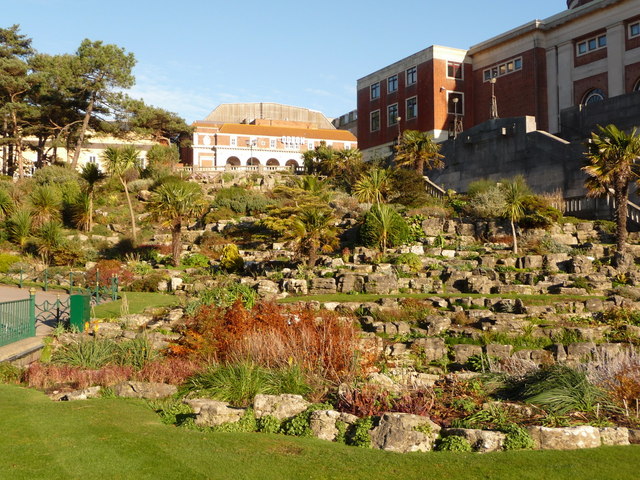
[7,0,565,123]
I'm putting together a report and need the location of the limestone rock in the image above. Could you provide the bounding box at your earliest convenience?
[309,277,337,295]
[186,399,246,426]
[527,426,601,450]
[370,413,441,453]
[309,410,359,441]
[52,386,102,401]
[113,381,177,399]
[412,337,448,362]
[253,394,310,420]
[599,427,629,446]
[281,279,308,295]
[364,273,398,294]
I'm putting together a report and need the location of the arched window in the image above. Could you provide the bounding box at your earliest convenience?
[634,78,640,92]
[285,159,299,167]
[226,156,241,166]
[247,157,260,166]
[581,88,606,105]
[266,158,279,166]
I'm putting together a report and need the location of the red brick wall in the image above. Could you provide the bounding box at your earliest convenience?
[574,72,608,104]
[625,16,640,51]
[472,48,548,131]
[625,62,640,92]
[432,60,473,133]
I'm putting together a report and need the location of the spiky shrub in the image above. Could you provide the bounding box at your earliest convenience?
[34,220,66,265]
[51,337,119,369]
[435,435,472,452]
[504,365,611,415]
[29,184,62,227]
[116,336,158,369]
[7,208,33,247]
[359,204,409,251]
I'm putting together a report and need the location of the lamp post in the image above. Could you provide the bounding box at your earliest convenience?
[247,138,257,165]
[396,116,402,143]
[490,77,499,119]
[452,97,460,139]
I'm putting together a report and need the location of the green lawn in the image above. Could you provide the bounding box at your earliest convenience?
[1,384,637,480]
[91,292,179,319]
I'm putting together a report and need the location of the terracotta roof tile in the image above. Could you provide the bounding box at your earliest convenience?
[194,123,357,142]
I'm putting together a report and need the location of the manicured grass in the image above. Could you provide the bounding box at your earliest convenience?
[91,292,179,318]
[1,384,637,480]
[279,292,606,305]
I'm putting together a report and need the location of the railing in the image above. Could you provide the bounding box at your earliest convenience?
[35,296,70,326]
[0,296,34,347]
[179,165,302,174]
[558,193,640,229]
[423,176,447,199]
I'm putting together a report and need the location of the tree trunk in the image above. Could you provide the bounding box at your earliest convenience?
[72,97,95,168]
[88,192,94,233]
[415,158,424,176]
[614,183,629,253]
[121,177,137,244]
[511,219,518,255]
[172,220,182,266]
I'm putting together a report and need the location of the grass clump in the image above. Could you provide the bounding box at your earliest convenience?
[0,363,23,384]
[435,435,472,452]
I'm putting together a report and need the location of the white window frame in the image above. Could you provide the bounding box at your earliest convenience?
[387,74,398,93]
[370,82,380,100]
[483,56,523,82]
[406,96,418,120]
[629,21,640,39]
[406,66,417,85]
[446,61,463,80]
[370,109,380,132]
[446,91,464,115]
[230,137,237,147]
[387,103,399,126]
[576,34,607,56]
[269,138,276,148]
[88,155,97,164]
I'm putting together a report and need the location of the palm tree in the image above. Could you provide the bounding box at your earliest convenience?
[583,124,640,253]
[353,168,391,204]
[146,178,206,266]
[35,220,65,265]
[500,176,530,255]
[103,145,140,243]
[7,208,33,248]
[79,162,106,232]
[395,130,444,175]
[0,188,13,219]
[289,208,339,267]
[29,185,61,227]
[360,204,409,252]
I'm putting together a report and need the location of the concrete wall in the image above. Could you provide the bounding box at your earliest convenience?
[432,116,587,196]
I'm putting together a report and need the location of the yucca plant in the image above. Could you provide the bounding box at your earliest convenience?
[35,220,65,265]
[51,337,119,369]
[30,184,62,227]
[0,188,13,218]
[71,192,92,232]
[7,208,33,248]
[116,336,157,370]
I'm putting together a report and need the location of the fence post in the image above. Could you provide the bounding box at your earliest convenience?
[19,268,23,289]
[44,269,48,292]
[69,272,74,293]
[29,287,36,337]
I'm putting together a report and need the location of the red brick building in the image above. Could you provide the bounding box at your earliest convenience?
[357,0,640,159]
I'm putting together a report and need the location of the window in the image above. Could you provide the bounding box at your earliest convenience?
[447,91,464,115]
[629,21,640,38]
[406,96,417,120]
[370,82,380,100]
[370,110,380,131]
[230,137,237,146]
[308,141,314,149]
[582,88,606,105]
[576,34,607,56]
[634,78,640,92]
[270,139,276,148]
[406,66,417,85]
[447,61,463,80]
[88,155,97,164]
[387,75,398,93]
[483,57,522,82]
[388,104,398,126]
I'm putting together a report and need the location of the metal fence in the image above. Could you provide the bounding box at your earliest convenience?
[0,296,35,348]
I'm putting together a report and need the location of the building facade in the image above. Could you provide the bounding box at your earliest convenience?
[357,0,640,158]
[188,103,357,169]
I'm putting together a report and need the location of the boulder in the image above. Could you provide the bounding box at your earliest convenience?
[309,277,337,295]
[370,413,441,453]
[53,386,102,401]
[253,394,310,420]
[527,426,601,450]
[336,273,366,293]
[412,337,448,362]
[422,315,451,336]
[91,321,122,339]
[629,429,640,444]
[120,313,152,329]
[452,344,482,364]
[440,428,506,453]
[281,279,308,295]
[485,344,513,360]
[599,427,629,446]
[185,399,246,426]
[364,273,398,294]
[256,279,280,298]
[309,410,359,441]
[113,381,177,399]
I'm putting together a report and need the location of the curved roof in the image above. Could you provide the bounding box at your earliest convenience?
[204,103,335,129]
[216,123,356,142]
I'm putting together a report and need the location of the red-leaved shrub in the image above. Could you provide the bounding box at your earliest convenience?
[25,363,133,390]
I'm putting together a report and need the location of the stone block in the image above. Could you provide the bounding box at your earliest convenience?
[440,428,506,453]
[114,381,177,399]
[527,426,601,450]
[186,399,245,426]
[412,337,448,362]
[599,427,629,446]
[309,277,336,295]
[253,394,310,420]
[364,273,398,294]
[452,344,482,364]
[485,344,513,359]
[370,413,441,453]
[310,410,359,441]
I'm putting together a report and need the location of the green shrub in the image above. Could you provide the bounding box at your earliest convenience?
[392,252,422,272]
[503,424,534,450]
[435,435,472,452]
[209,408,257,433]
[359,204,410,250]
[0,363,23,384]
[213,187,272,215]
[280,403,333,437]
[51,338,119,369]
[116,336,158,369]
[147,398,195,426]
[346,417,374,447]
[182,253,210,269]
[256,415,282,434]
[127,273,168,292]
[219,244,244,273]
[187,283,257,314]
[0,253,21,273]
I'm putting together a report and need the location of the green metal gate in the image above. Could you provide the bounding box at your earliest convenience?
[0,295,35,347]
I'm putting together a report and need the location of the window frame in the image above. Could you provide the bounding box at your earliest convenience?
[406,66,417,86]
[406,96,418,120]
[483,57,523,82]
[370,109,380,132]
[387,103,399,126]
[576,34,607,56]
[446,91,464,115]
[387,74,398,94]
[370,82,380,100]
[446,61,463,80]
[629,21,640,39]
